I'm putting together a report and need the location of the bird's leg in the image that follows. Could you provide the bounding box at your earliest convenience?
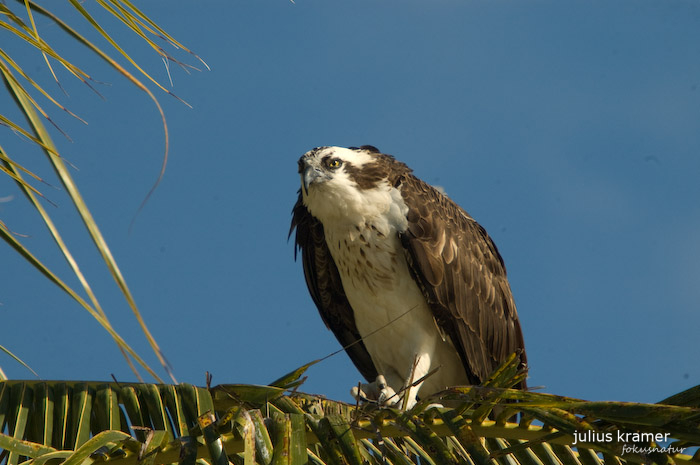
[351,375,399,406]
[399,353,431,409]
[397,353,445,410]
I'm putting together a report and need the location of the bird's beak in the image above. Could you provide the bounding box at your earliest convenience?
[301,165,324,196]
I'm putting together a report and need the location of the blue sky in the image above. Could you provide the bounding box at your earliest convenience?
[1,0,700,406]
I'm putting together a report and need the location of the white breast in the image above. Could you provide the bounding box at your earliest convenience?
[307,181,468,402]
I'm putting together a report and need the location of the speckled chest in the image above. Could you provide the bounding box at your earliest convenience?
[324,222,402,295]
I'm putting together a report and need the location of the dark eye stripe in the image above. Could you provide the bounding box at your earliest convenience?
[320,156,342,169]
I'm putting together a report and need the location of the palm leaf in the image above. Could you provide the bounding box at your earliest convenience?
[1,0,204,382]
[0,357,697,465]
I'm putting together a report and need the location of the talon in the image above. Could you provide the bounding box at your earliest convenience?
[377,385,398,406]
[350,375,398,406]
[350,385,366,401]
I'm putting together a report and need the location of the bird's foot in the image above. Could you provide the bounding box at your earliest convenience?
[351,375,399,407]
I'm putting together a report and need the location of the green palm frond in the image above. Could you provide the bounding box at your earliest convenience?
[1,358,698,465]
[0,347,37,381]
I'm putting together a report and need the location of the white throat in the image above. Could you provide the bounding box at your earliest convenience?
[303,178,409,236]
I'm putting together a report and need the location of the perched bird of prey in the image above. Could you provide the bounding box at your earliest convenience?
[290,146,527,407]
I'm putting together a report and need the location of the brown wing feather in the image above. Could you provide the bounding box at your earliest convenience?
[290,194,379,382]
[396,175,527,387]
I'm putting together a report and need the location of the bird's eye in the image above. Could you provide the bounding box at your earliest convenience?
[328,159,343,169]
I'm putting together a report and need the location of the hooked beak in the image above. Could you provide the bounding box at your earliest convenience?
[301,165,325,196]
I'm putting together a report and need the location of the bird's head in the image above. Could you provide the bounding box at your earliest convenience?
[297,145,404,224]
[297,145,382,198]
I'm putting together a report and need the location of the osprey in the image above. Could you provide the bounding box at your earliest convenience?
[290,146,527,407]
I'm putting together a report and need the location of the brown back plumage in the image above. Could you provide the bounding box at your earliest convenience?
[397,174,527,388]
